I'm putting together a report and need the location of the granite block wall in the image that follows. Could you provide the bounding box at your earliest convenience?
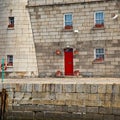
[1,82,120,120]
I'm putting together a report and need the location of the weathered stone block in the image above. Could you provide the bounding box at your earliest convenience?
[85,100,101,107]
[25,104,40,111]
[84,84,91,93]
[19,99,33,105]
[86,107,98,113]
[42,84,50,92]
[44,112,73,120]
[65,93,77,100]
[99,93,105,101]
[14,84,21,92]
[101,101,111,108]
[2,84,10,90]
[77,93,88,100]
[114,115,120,120]
[77,106,86,113]
[56,93,66,100]
[7,91,14,99]
[114,93,120,101]
[106,85,112,93]
[82,113,94,120]
[112,108,120,115]
[49,92,56,100]
[32,92,50,100]
[21,84,27,92]
[63,84,75,93]
[11,111,25,118]
[113,101,120,108]
[0,84,3,91]
[53,100,65,105]
[35,111,44,120]
[49,84,55,92]
[112,84,120,94]
[75,99,86,106]
[98,85,106,93]
[99,107,112,114]
[103,114,114,120]
[68,105,78,112]
[14,92,24,99]
[41,104,55,111]
[13,105,25,111]
[22,111,33,119]
[24,93,32,100]
[76,84,84,93]
[92,114,103,120]
[55,105,63,112]
[108,93,114,101]
[72,112,83,120]
[91,85,98,93]
[88,94,99,101]
[33,84,42,92]
[55,84,62,93]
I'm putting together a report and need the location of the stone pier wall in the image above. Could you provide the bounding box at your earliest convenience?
[1,82,120,120]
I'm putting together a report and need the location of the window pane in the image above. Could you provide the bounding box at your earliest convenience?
[101,13,104,19]
[65,15,72,21]
[100,49,104,53]
[7,55,13,66]
[65,22,72,26]
[96,13,99,19]
[9,17,14,25]
[96,12,103,19]
[95,48,104,60]
[65,15,68,21]
[95,12,104,25]
[96,20,100,24]
[65,14,72,26]
[96,55,99,58]
[96,49,100,53]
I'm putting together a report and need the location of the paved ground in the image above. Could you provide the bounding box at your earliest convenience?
[0,77,120,84]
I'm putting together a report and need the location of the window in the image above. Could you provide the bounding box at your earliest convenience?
[94,48,104,61]
[64,13,73,29]
[94,11,104,28]
[7,55,13,66]
[8,17,14,28]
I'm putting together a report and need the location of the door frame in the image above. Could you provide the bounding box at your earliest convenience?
[64,47,74,76]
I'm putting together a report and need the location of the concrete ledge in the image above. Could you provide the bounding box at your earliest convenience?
[0,78,120,84]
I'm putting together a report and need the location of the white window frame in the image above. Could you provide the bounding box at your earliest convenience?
[94,11,104,26]
[94,48,105,60]
[64,13,73,27]
[7,55,13,67]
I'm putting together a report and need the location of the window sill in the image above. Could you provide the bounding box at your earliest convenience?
[92,27,105,30]
[7,66,13,68]
[62,28,73,32]
[7,27,14,30]
[92,60,105,64]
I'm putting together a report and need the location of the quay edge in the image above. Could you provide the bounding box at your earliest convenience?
[0,78,120,120]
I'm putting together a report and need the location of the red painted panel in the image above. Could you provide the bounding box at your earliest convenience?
[64,48,73,75]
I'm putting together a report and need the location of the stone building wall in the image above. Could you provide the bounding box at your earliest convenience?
[0,0,38,77]
[1,82,120,120]
[27,0,120,77]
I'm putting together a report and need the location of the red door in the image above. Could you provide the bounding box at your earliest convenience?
[64,48,73,75]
